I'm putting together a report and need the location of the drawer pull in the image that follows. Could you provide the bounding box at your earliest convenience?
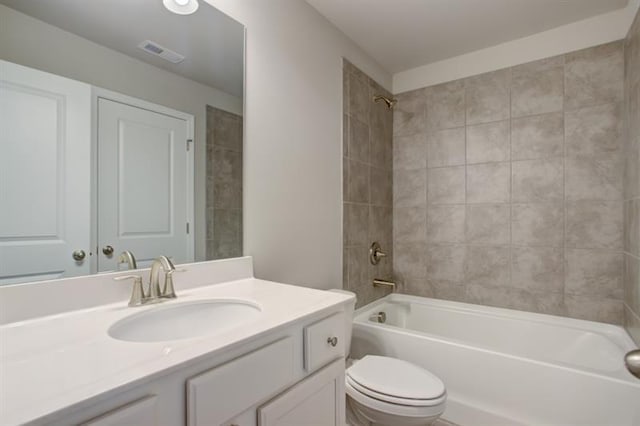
[327,336,338,347]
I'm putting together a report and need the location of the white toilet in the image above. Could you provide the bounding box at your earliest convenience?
[332,290,446,426]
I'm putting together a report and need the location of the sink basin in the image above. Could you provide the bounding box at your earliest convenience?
[108,299,261,342]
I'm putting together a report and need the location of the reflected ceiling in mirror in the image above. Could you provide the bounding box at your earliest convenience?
[0,0,244,285]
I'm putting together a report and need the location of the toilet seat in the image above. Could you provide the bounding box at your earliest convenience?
[345,355,446,418]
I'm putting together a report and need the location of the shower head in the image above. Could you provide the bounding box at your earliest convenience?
[373,95,397,110]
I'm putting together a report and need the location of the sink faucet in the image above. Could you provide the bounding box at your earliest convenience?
[149,255,179,299]
[114,255,183,307]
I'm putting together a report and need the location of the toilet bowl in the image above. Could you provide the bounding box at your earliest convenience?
[329,290,446,426]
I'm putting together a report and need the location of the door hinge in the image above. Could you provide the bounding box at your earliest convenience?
[186,222,190,234]
[186,139,193,151]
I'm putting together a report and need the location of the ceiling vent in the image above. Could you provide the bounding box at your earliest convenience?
[137,40,185,64]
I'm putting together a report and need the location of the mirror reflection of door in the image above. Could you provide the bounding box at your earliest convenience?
[97,96,194,271]
[0,60,91,285]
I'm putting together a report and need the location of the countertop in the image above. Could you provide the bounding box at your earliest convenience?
[0,278,351,425]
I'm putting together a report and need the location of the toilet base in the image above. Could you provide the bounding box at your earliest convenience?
[347,396,442,426]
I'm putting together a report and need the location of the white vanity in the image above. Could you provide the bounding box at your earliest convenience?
[0,257,352,426]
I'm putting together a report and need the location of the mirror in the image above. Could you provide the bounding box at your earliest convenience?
[0,0,244,284]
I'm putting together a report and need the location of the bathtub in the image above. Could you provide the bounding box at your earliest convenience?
[350,294,640,426]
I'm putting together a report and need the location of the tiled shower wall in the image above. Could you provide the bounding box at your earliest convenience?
[206,105,243,260]
[392,42,627,324]
[343,60,394,307]
[624,8,640,344]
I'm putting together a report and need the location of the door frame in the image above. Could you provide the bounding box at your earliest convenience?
[90,87,195,273]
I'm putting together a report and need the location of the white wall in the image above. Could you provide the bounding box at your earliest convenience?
[0,4,242,262]
[394,0,640,93]
[204,0,391,289]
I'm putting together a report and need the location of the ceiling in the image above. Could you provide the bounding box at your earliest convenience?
[307,0,630,74]
[0,0,244,97]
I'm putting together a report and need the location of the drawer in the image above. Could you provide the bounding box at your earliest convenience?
[187,337,294,426]
[82,395,157,426]
[303,313,344,372]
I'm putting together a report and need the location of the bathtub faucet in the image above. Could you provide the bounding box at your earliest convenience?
[373,278,396,290]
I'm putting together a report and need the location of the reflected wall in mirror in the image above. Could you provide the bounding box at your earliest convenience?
[0,0,244,285]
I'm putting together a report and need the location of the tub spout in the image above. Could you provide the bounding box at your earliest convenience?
[373,278,396,290]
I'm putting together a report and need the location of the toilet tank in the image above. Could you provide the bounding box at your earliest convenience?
[328,289,356,357]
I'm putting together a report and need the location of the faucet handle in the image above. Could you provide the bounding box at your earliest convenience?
[161,269,186,299]
[114,275,145,307]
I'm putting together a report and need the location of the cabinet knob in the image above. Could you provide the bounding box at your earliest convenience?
[102,245,114,256]
[327,336,338,347]
[72,250,86,261]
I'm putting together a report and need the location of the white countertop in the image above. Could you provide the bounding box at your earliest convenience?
[0,277,351,425]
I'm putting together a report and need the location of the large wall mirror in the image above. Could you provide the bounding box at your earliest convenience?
[0,0,244,285]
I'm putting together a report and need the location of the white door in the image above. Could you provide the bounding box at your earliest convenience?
[0,60,91,285]
[97,97,193,271]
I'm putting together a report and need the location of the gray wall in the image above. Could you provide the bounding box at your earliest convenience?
[624,7,640,343]
[342,60,394,307]
[392,42,627,324]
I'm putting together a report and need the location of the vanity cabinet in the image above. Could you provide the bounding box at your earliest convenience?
[46,311,346,426]
[258,359,345,426]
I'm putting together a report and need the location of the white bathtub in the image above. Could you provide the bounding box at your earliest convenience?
[350,294,640,426]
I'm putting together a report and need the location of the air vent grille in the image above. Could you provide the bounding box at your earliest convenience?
[137,40,185,64]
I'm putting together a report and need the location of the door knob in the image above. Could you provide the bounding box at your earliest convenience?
[102,245,114,256]
[72,250,86,261]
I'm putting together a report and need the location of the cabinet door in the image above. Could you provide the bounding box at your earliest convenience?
[258,359,345,426]
[81,395,157,426]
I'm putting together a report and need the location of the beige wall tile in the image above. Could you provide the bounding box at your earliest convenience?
[394,89,428,137]
[467,284,564,315]
[624,198,640,256]
[565,156,623,201]
[427,80,466,130]
[427,205,466,243]
[565,41,624,111]
[467,162,511,203]
[344,203,369,246]
[465,69,511,125]
[427,127,466,168]
[428,166,466,204]
[565,248,623,299]
[512,56,564,118]
[346,246,368,291]
[624,253,640,314]
[429,281,468,302]
[394,169,427,207]
[349,72,370,124]
[394,133,426,170]
[370,205,393,245]
[394,206,427,243]
[394,242,427,280]
[512,158,563,203]
[511,112,564,161]
[402,278,434,298]
[565,103,623,158]
[564,295,623,324]
[348,116,370,163]
[346,159,369,203]
[426,244,466,283]
[465,245,510,286]
[370,166,392,206]
[566,201,623,250]
[466,204,510,244]
[466,120,510,164]
[512,203,564,247]
[624,305,640,346]
[511,246,564,293]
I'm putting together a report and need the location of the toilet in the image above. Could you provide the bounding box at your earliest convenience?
[331,290,446,426]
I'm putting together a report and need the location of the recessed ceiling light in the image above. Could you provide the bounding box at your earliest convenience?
[162,0,199,15]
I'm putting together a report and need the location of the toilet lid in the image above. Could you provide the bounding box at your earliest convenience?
[347,356,445,401]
